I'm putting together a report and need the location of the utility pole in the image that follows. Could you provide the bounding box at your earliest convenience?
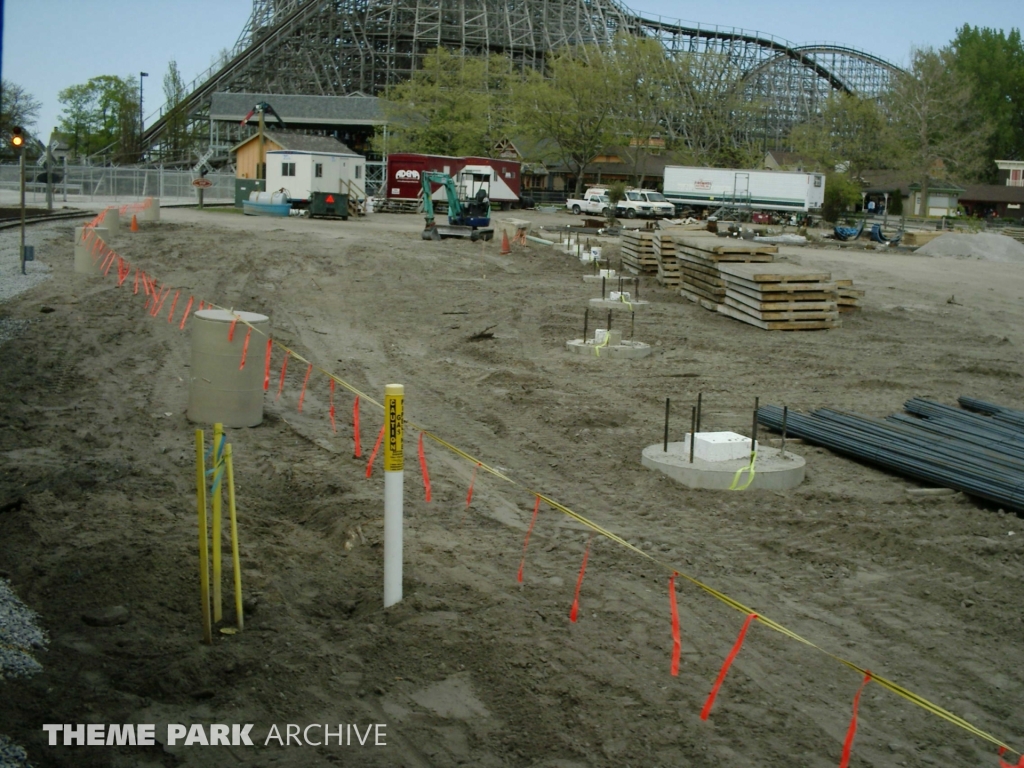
[139,72,149,162]
[20,144,27,275]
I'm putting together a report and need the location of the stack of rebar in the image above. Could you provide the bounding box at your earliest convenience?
[757,397,1024,511]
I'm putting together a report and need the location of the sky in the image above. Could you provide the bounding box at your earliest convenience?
[2,0,1021,140]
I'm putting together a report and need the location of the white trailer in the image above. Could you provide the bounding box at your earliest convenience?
[663,166,825,213]
[266,149,366,204]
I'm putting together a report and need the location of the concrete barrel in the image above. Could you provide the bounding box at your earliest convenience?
[142,198,160,223]
[73,226,109,275]
[187,309,271,428]
[103,207,120,235]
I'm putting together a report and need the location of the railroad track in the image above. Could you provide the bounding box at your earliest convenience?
[0,210,97,231]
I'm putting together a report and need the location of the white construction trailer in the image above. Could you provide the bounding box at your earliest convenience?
[265,149,367,204]
[663,166,825,213]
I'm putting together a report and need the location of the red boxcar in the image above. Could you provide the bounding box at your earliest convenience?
[386,153,521,207]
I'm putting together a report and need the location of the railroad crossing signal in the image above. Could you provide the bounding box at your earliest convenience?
[10,127,24,148]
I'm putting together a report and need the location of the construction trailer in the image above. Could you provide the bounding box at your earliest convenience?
[265,148,366,205]
[386,153,521,209]
[663,166,825,213]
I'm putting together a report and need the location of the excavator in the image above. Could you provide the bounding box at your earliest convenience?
[420,170,494,241]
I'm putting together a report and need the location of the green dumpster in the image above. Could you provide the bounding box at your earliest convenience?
[308,191,349,220]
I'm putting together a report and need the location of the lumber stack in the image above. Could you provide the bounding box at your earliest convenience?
[716,262,839,330]
[674,237,777,311]
[835,279,864,313]
[620,230,658,274]
[652,233,681,287]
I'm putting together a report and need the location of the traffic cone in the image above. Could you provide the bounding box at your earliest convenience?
[130,214,139,233]
[500,229,511,255]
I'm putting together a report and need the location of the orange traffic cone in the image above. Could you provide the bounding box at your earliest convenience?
[130,214,139,232]
[500,229,511,255]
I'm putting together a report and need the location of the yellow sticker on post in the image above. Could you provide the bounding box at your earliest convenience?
[384,384,404,472]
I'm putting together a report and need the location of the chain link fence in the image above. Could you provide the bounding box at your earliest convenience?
[0,164,235,206]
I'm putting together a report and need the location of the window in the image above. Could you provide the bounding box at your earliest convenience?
[282,162,296,177]
[355,165,362,179]
[814,175,823,187]
[315,163,323,178]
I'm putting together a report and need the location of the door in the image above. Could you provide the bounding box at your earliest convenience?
[733,173,750,202]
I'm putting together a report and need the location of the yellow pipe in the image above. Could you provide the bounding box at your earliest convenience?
[194,430,212,645]
[212,423,223,623]
[225,443,244,631]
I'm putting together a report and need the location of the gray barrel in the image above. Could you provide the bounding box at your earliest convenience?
[103,207,120,235]
[141,198,160,222]
[74,226,108,275]
[187,309,272,428]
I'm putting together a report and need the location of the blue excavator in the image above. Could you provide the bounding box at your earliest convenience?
[420,170,494,241]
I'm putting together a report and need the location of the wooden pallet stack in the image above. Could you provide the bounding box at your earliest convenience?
[835,279,864,313]
[716,262,839,330]
[675,237,777,310]
[620,230,658,274]
[652,233,682,287]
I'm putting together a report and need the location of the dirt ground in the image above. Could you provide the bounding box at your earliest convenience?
[1,208,1022,768]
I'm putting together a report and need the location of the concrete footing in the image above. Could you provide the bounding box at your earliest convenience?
[589,297,650,312]
[583,270,617,283]
[641,440,805,490]
[74,227,108,275]
[565,337,651,359]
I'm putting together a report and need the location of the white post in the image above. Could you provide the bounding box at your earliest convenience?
[383,383,404,607]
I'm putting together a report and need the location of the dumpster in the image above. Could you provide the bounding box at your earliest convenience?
[308,191,349,220]
[235,178,265,208]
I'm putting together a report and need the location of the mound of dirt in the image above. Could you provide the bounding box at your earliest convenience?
[916,232,1024,262]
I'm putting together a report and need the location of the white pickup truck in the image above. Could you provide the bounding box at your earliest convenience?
[565,192,612,216]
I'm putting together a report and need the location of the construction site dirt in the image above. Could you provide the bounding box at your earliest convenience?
[0,209,1022,768]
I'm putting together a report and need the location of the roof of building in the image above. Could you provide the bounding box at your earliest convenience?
[231,131,357,155]
[210,92,385,126]
[959,184,1024,203]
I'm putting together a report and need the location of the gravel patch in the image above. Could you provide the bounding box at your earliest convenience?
[0,578,47,680]
[0,734,31,768]
[916,232,1024,262]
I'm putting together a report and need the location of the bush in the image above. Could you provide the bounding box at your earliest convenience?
[888,191,903,216]
[821,173,861,223]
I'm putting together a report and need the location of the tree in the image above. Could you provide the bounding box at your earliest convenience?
[162,59,193,161]
[0,81,42,158]
[379,49,512,157]
[949,25,1024,173]
[821,172,861,223]
[57,75,140,163]
[885,47,992,216]
[789,92,891,178]
[514,45,620,196]
[608,35,671,185]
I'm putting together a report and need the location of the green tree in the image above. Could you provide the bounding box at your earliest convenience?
[821,172,861,223]
[608,35,671,185]
[162,59,193,161]
[949,25,1024,174]
[885,48,991,216]
[514,45,619,196]
[789,92,891,178]
[57,75,140,163]
[379,49,512,156]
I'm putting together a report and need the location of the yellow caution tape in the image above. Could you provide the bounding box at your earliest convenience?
[181,300,1019,759]
[729,450,757,491]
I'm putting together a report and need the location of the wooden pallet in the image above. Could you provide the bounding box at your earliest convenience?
[674,236,778,256]
[717,303,840,330]
[680,288,720,312]
[717,262,838,330]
